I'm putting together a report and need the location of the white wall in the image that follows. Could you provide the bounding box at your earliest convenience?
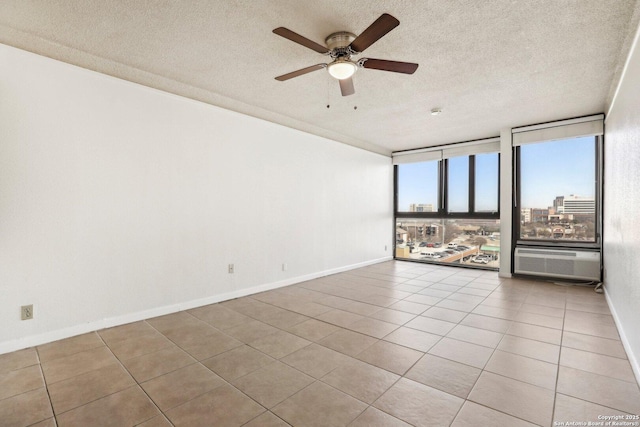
[0,44,393,354]
[603,22,640,381]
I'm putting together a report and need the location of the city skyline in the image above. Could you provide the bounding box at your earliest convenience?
[521,193,595,210]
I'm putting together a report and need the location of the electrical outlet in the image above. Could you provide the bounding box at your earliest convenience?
[228,264,234,274]
[21,305,33,320]
[385,245,387,251]
[282,263,287,272]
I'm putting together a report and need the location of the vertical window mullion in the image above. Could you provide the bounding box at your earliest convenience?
[513,146,521,252]
[469,155,476,214]
[393,165,398,213]
[441,159,447,215]
[497,153,501,214]
[595,136,602,244]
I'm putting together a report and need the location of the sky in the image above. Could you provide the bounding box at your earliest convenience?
[397,152,499,212]
[519,136,595,208]
[397,136,596,212]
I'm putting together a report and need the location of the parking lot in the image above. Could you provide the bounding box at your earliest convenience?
[397,237,500,269]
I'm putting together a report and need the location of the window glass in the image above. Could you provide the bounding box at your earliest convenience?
[397,161,438,212]
[395,147,500,270]
[519,136,597,242]
[447,156,469,212]
[475,153,499,213]
[395,218,500,267]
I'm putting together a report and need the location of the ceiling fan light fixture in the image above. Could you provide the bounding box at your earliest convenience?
[327,59,357,80]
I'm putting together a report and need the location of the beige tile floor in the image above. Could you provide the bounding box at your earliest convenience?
[1,261,640,426]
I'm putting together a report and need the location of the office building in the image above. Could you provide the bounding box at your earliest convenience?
[409,204,434,212]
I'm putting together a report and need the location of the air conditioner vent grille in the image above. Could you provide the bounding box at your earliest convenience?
[518,256,546,273]
[547,258,575,275]
[514,247,600,281]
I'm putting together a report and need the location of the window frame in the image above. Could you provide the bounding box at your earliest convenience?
[513,134,602,249]
[394,154,500,220]
[395,159,441,215]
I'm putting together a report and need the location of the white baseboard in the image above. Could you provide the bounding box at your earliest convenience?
[0,256,392,355]
[604,286,640,386]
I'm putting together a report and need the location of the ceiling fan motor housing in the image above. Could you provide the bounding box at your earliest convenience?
[325,32,356,53]
[325,32,358,80]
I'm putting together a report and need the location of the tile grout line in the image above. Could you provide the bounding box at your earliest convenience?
[140,313,321,424]
[460,275,558,426]
[10,262,626,426]
[412,249,541,426]
[94,329,175,427]
[376,269,546,427]
[233,266,458,424]
[365,271,492,426]
[550,293,568,426]
[452,276,513,425]
[447,276,505,426]
[34,346,57,426]
[135,317,292,424]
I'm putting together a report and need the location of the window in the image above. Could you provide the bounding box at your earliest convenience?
[516,135,600,244]
[394,140,500,268]
[396,161,439,213]
[475,153,499,213]
[395,218,501,268]
[395,153,500,217]
[447,156,469,213]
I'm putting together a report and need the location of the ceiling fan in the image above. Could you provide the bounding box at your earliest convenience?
[273,13,419,96]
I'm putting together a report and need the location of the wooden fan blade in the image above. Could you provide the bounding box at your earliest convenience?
[339,77,355,96]
[361,58,419,74]
[349,13,399,53]
[275,64,326,81]
[273,27,329,54]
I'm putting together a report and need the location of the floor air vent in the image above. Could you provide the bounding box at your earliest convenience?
[514,247,601,281]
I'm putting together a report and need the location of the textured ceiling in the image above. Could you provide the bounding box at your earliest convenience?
[1,0,638,155]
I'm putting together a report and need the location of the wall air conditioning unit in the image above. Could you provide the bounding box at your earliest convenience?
[514,247,601,281]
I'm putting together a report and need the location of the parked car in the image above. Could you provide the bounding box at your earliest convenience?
[434,242,442,248]
[471,254,492,264]
[419,242,427,247]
